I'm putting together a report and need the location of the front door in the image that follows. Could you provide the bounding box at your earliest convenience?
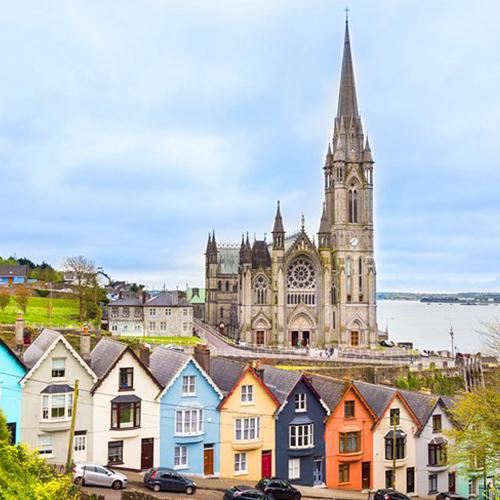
[407,467,415,493]
[362,461,371,490]
[291,331,299,347]
[448,472,456,493]
[256,331,265,345]
[351,331,359,347]
[313,459,323,485]
[141,438,154,470]
[261,450,272,478]
[204,445,214,476]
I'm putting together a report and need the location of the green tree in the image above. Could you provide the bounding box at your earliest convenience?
[446,387,500,498]
[64,256,96,321]
[13,285,30,313]
[0,410,78,499]
[0,289,10,313]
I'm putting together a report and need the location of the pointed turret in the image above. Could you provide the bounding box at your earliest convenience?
[324,143,334,168]
[242,232,252,263]
[362,136,374,163]
[337,18,359,120]
[272,201,285,250]
[318,202,331,248]
[205,232,212,253]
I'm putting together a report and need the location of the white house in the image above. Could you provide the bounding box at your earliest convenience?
[108,297,144,336]
[20,329,97,465]
[90,338,162,470]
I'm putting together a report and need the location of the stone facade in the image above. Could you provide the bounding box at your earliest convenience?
[205,20,378,348]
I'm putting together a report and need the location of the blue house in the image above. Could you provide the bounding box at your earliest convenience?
[262,366,329,486]
[0,339,27,443]
[150,345,222,476]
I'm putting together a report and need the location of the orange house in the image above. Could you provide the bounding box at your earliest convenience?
[325,383,377,491]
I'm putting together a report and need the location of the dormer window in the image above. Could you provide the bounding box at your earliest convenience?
[295,393,307,412]
[51,358,65,379]
[182,375,196,396]
[119,367,134,390]
[390,408,400,426]
[241,385,253,404]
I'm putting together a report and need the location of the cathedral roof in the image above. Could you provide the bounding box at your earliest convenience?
[252,240,272,269]
[217,245,240,274]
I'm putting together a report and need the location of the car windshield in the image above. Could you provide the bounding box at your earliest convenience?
[106,468,115,474]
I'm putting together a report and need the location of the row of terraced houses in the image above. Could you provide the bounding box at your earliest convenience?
[0,329,474,497]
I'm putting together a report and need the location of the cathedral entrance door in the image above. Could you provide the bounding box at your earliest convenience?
[302,331,310,347]
[256,331,265,345]
[351,331,360,347]
[291,331,299,347]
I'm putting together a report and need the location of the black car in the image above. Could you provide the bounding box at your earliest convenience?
[436,493,467,500]
[374,489,411,500]
[255,478,301,500]
[224,485,272,500]
[143,468,196,495]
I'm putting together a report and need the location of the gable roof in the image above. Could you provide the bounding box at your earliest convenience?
[0,338,27,372]
[109,297,143,307]
[0,265,28,278]
[90,338,163,394]
[145,291,190,307]
[21,329,97,386]
[209,357,247,395]
[308,374,348,411]
[352,380,397,419]
[399,389,438,429]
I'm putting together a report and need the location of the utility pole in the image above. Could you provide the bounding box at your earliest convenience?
[66,379,79,474]
[392,415,397,489]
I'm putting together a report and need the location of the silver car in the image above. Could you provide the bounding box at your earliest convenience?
[73,463,128,490]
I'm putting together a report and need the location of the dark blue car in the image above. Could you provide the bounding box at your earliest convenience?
[143,467,196,495]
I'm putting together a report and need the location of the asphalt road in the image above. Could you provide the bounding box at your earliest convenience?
[85,485,224,499]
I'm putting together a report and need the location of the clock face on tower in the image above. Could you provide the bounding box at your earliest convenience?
[350,237,359,249]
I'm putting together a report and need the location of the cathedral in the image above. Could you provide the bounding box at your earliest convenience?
[204,19,378,348]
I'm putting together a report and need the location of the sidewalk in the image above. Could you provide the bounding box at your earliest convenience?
[126,471,366,500]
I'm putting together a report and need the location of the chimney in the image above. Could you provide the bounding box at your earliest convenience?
[193,344,211,375]
[142,291,148,304]
[251,359,264,381]
[80,324,91,363]
[138,344,150,368]
[15,312,24,349]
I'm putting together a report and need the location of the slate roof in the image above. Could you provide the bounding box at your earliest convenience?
[23,328,60,369]
[217,246,239,275]
[41,384,73,394]
[108,297,143,307]
[252,241,272,269]
[308,374,347,411]
[90,338,128,378]
[146,291,190,307]
[0,265,28,278]
[352,380,397,419]
[149,345,190,388]
[400,389,438,427]
[209,357,246,395]
[260,365,302,405]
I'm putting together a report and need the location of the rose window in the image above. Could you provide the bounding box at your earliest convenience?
[287,257,316,290]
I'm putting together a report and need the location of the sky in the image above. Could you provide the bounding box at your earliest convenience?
[0,0,499,292]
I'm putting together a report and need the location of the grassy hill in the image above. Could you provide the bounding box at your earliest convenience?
[0,296,80,328]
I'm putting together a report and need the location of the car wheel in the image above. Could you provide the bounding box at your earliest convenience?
[153,484,161,492]
[111,480,123,490]
[295,494,302,500]
[74,477,84,486]
[186,486,195,495]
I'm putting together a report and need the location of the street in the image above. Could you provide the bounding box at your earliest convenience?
[85,485,224,499]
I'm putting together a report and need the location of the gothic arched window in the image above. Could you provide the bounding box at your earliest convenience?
[348,186,359,223]
[253,275,268,305]
[286,256,317,306]
[225,280,230,292]
[358,258,363,301]
[346,258,352,302]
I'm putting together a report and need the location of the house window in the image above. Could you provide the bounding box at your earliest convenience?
[160,321,167,332]
[111,308,118,318]
[234,453,247,474]
[174,446,188,468]
[149,308,156,316]
[111,401,141,429]
[429,474,438,494]
[41,393,73,420]
[289,424,314,449]
[241,385,253,404]
[149,321,156,331]
[108,441,123,464]
[344,400,355,418]
[288,458,300,480]
[37,434,53,455]
[235,417,260,441]
[469,479,478,496]
[339,431,360,453]
[182,375,196,396]
[134,307,142,318]
[428,442,447,466]
[432,414,442,432]
[339,463,350,483]
[119,367,134,390]
[74,431,87,452]
[385,430,406,460]
[51,358,65,378]
[175,408,203,435]
[183,308,188,316]
[165,308,172,316]
[295,393,307,412]
[390,408,400,425]
[448,472,456,493]
[122,307,130,318]
[183,322,189,332]
[385,470,394,489]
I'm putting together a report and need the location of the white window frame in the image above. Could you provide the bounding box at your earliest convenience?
[175,408,203,436]
[160,321,167,332]
[149,321,156,331]
[149,308,156,316]
[241,385,253,404]
[165,308,172,316]
[51,357,66,379]
[234,417,260,442]
[295,393,307,412]
[289,423,314,449]
[174,445,188,469]
[41,393,73,421]
[288,458,301,480]
[234,452,247,474]
[182,375,196,396]
[74,433,86,452]
[37,434,53,455]
[183,322,189,332]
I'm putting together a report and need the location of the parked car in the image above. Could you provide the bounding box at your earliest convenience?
[379,340,396,348]
[143,468,196,494]
[374,489,411,500]
[224,485,272,500]
[255,478,301,500]
[436,493,468,500]
[73,463,128,490]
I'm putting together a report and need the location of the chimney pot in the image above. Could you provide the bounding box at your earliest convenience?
[15,312,24,349]
[193,344,211,375]
[80,324,91,362]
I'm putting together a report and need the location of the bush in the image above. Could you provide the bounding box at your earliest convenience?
[34,289,50,298]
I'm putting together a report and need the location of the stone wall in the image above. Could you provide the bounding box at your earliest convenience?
[122,489,180,500]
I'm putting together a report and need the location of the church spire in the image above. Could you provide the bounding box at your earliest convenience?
[272,201,285,250]
[337,16,359,119]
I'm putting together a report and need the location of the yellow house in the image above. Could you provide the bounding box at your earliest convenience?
[212,359,280,481]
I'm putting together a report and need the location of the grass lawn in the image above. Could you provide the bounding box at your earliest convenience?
[118,335,204,346]
[0,296,80,328]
